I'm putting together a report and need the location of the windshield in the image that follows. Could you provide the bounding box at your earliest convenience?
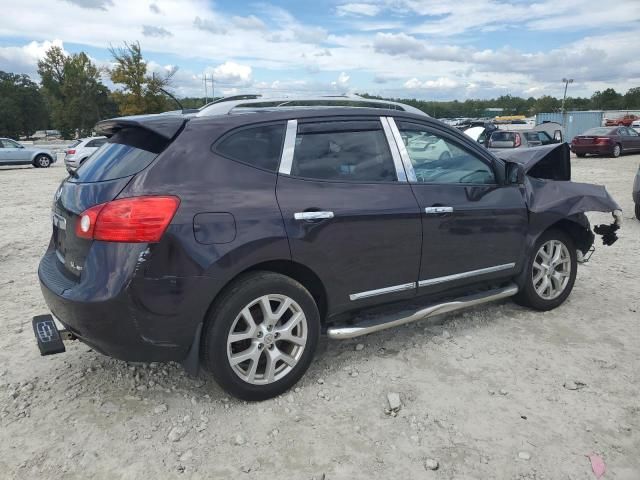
[583,128,615,136]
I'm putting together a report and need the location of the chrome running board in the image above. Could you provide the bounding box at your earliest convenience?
[327,283,518,340]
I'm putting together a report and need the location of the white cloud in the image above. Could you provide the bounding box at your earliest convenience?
[0,39,66,76]
[336,3,381,17]
[404,77,460,90]
[210,61,253,86]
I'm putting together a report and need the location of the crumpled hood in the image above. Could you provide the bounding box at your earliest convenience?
[494,142,621,215]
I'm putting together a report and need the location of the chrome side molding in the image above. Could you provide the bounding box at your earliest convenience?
[418,263,515,288]
[349,282,416,301]
[328,283,518,339]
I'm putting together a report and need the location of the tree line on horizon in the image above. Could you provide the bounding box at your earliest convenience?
[1,42,639,139]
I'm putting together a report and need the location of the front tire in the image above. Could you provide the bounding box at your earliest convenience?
[35,155,52,168]
[516,229,577,311]
[202,271,320,401]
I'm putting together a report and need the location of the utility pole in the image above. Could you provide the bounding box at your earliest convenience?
[203,74,214,106]
[561,78,574,112]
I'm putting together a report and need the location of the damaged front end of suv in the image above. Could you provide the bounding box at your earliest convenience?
[495,143,622,265]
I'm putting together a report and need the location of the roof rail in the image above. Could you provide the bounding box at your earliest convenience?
[194,94,427,117]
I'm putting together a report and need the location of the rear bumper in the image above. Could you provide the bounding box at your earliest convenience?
[571,145,613,155]
[38,248,210,363]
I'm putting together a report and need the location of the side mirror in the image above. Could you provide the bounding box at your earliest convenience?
[554,130,563,142]
[506,162,525,184]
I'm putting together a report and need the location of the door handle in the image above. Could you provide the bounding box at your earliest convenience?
[425,206,454,214]
[294,211,335,221]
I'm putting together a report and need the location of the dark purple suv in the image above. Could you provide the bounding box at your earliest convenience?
[34,96,622,400]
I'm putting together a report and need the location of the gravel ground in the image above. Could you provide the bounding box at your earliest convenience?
[0,155,638,480]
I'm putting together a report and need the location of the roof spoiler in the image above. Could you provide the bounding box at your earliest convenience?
[95,114,187,140]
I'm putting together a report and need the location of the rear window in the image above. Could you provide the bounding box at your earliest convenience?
[70,128,164,183]
[71,143,157,183]
[67,140,81,148]
[491,132,516,141]
[583,128,614,136]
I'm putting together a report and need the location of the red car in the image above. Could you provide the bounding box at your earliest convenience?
[571,126,640,157]
[605,114,638,127]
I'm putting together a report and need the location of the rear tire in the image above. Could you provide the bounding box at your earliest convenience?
[611,144,621,158]
[515,229,577,311]
[202,271,320,401]
[576,153,586,158]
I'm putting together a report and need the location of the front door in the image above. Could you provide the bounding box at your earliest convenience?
[389,118,528,296]
[276,117,422,315]
[0,139,29,163]
[622,127,640,151]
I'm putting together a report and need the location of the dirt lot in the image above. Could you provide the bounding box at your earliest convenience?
[0,155,638,480]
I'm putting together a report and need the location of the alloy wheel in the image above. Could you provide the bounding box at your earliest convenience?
[38,155,51,167]
[532,240,571,300]
[226,294,308,385]
[613,145,621,157]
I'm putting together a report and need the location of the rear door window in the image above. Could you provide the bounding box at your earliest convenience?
[214,123,285,172]
[291,121,397,182]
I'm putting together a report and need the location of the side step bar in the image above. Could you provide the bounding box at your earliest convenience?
[327,283,518,340]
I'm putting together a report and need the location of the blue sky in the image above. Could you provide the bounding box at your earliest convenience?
[0,0,638,100]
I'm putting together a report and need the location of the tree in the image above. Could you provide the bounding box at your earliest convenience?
[591,88,623,110]
[0,71,49,138]
[623,87,640,109]
[38,46,116,138]
[109,41,177,115]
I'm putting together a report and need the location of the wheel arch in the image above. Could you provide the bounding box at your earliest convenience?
[31,152,54,165]
[544,216,594,254]
[182,259,329,376]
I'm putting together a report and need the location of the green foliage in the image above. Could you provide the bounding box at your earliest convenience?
[360,87,640,117]
[109,41,176,115]
[0,71,49,138]
[37,46,116,138]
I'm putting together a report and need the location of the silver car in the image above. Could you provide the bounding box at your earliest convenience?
[63,136,107,171]
[0,138,55,168]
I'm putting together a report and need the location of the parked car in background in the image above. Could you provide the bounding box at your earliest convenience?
[605,114,639,127]
[33,96,622,401]
[631,119,640,132]
[0,138,55,167]
[64,136,108,171]
[571,127,640,158]
[31,130,62,140]
[633,164,640,220]
[488,129,559,149]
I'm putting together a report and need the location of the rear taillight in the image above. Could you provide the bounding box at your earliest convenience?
[595,137,612,145]
[75,196,180,243]
[514,133,521,148]
[66,149,76,154]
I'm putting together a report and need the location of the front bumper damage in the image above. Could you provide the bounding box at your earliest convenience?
[494,143,622,247]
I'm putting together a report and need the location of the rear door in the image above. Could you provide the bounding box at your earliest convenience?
[276,117,422,314]
[389,118,528,296]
